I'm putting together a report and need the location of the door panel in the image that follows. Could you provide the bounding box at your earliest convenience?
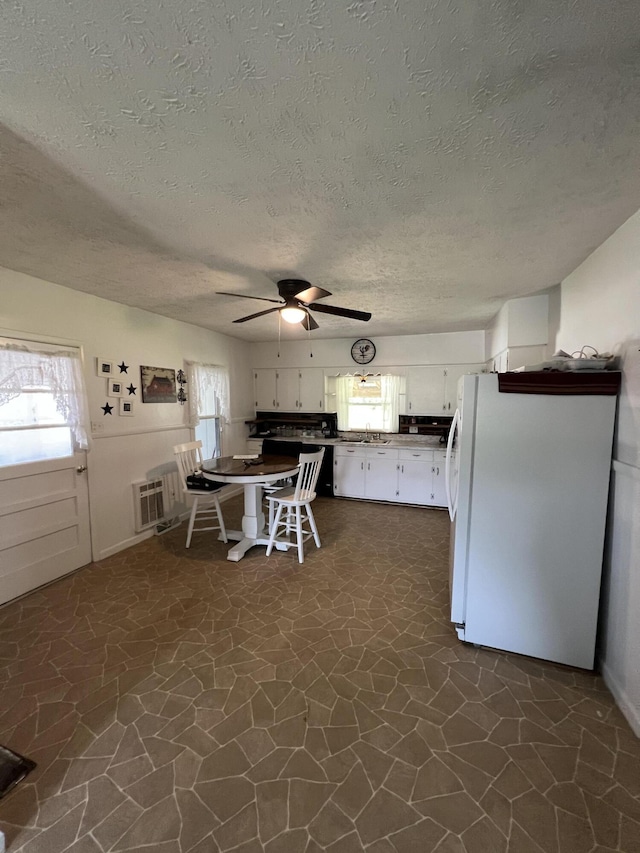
[0,453,91,605]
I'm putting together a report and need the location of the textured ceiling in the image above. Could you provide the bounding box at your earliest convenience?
[1,0,639,342]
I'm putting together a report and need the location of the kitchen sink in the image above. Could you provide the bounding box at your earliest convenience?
[339,438,390,445]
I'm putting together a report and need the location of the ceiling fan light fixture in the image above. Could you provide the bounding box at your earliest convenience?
[280,305,306,324]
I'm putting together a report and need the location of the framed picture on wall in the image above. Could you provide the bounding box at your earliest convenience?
[140,366,177,403]
[108,379,125,397]
[97,358,113,378]
[119,399,134,417]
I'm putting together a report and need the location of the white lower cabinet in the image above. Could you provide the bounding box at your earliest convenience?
[334,447,366,497]
[334,445,449,507]
[398,448,434,504]
[364,450,400,501]
[431,451,448,506]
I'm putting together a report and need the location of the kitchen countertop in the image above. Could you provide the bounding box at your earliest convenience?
[248,435,450,450]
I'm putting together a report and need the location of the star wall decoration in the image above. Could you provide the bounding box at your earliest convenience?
[101,402,114,415]
[127,384,137,395]
[118,361,129,373]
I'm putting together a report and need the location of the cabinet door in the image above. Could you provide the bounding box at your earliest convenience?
[254,369,277,411]
[430,451,447,506]
[443,365,479,413]
[334,451,366,497]
[398,460,432,505]
[365,454,399,501]
[406,366,446,414]
[275,368,299,412]
[297,368,325,412]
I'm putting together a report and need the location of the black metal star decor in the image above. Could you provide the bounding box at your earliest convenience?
[118,361,129,373]
[101,402,114,415]
[127,384,137,395]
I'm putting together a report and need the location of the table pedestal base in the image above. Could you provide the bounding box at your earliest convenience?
[221,530,289,562]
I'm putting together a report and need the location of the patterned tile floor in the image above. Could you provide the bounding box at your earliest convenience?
[1,496,639,853]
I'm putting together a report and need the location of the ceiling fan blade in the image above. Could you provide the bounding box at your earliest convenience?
[295,286,332,303]
[217,291,282,305]
[233,307,281,323]
[309,303,372,321]
[300,313,320,331]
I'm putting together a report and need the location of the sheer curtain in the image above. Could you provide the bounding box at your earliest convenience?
[335,376,352,431]
[335,374,402,433]
[186,362,230,426]
[379,374,401,432]
[0,337,89,453]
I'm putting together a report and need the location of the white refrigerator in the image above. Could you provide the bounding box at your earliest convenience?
[445,373,618,669]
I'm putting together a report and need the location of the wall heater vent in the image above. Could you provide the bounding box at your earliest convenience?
[133,478,166,532]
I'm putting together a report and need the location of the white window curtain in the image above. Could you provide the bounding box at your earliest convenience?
[0,338,89,453]
[186,362,230,427]
[335,375,351,431]
[335,374,402,432]
[380,374,401,432]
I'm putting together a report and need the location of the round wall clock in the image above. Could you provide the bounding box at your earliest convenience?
[351,339,376,364]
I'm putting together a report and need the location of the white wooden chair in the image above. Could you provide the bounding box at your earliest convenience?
[173,440,228,547]
[265,448,325,563]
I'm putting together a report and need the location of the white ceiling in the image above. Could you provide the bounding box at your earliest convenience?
[1,0,639,342]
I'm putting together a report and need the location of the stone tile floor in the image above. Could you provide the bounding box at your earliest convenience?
[0,496,639,853]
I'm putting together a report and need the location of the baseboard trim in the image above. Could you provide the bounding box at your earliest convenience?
[600,659,640,737]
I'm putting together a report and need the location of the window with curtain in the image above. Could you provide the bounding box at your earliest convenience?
[0,337,90,466]
[335,374,403,433]
[187,362,230,459]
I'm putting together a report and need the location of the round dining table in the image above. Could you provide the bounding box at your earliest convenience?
[201,454,299,562]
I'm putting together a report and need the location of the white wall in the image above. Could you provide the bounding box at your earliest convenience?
[250,330,486,371]
[486,294,549,362]
[556,208,640,736]
[1,267,254,560]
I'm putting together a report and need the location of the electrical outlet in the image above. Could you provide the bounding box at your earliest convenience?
[91,421,104,433]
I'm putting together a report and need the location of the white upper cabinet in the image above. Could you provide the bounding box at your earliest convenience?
[297,368,325,412]
[443,364,480,413]
[275,368,299,411]
[405,366,446,414]
[406,364,481,414]
[254,369,278,410]
[253,367,326,412]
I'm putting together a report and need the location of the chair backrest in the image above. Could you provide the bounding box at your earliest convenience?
[293,448,325,502]
[173,440,204,485]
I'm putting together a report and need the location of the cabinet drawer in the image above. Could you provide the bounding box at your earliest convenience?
[399,448,434,461]
[335,445,366,457]
[364,447,399,460]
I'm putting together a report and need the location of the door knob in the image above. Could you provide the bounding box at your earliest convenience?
[77,465,87,473]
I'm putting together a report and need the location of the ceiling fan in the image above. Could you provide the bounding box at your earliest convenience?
[217,279,371,330]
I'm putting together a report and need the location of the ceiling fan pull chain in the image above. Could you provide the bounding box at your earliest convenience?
[308,316,313,358]
[277,311,281,358]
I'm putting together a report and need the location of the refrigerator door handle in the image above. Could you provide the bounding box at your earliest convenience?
[445,407,460,521]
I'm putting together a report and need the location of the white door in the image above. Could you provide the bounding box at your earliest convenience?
[398,460,431,505]
[297,368,325,412]
[0,453,91,605]
[254,369,277,411]
[406,366,445,414]
[365,455,399,501]
[275,369,299,411]
[334,452,366,497]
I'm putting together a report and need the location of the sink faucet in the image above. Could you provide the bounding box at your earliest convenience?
[365,422,371,441]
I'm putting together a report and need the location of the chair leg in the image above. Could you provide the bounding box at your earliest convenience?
[268,499,275,534]
[307,503,321,548]
[186,498,198,548]
[214,495,228,543]
[296,506,304,563]
[266,503,284,556]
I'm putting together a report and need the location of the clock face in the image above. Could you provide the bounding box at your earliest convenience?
[351,339,376,364]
